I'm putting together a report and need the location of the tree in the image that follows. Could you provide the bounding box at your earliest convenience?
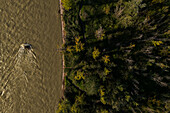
[102,55,110,64]
[58,0,169,112]
[92,47,100,60]
[62,0,74,11]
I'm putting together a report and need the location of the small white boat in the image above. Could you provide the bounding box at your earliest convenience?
[20,44,32,50]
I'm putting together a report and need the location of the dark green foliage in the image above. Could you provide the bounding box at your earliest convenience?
[57,0,170,112]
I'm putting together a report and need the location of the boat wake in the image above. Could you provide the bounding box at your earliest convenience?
[0,44,47,113]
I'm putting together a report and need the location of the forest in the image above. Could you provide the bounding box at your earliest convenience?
[57,0,169,112]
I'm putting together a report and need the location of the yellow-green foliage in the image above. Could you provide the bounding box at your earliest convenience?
[71,94,84,113]
[66,46,74,53]
[101,109,109,113]
[152,0,164,3]
[66,37,84,53]
[164,30,170,35]
[71,104,80,113]
[142,96,164,112]
[102,55,110,64]
[75,94,84,104]
[125,95,131,102]
[74,37,84,52]
[75,37,80,44]
[74,70,85,80]
[160,46,170,56]
[129,43,135,48]
[148,97,161,107]
[104,67,111,75]
[62,0,73,11]
[95,27,105,40]
[61,0,169,112]
[165,101,170,112]
[99,86,106,104]
[103,4,110,15]
[57,103,64,113]
[156,63,169,69]
[114,0,146,27]
[152,40,163,46]
[99,32,105,40]
[92,47,100,59]
[56,99,70,113]
[117,85,123,92]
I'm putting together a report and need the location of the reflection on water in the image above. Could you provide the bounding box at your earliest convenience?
[0,0,62,112]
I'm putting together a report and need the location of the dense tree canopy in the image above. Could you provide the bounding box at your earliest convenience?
[58,0,169,112]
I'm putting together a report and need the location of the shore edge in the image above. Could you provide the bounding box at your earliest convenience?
[59,0,66,99]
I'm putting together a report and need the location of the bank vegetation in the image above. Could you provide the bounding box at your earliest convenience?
[57,0,169,112]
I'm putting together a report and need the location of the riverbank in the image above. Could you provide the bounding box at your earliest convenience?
[59,0,66,99]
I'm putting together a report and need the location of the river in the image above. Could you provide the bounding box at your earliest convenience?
[0,0,62,112]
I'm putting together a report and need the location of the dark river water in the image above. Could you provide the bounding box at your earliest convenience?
[0,0,63,112]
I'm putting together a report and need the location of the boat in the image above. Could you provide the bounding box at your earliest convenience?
[20,44,32,50]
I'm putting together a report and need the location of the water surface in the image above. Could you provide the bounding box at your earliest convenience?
[0,0,62,112]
